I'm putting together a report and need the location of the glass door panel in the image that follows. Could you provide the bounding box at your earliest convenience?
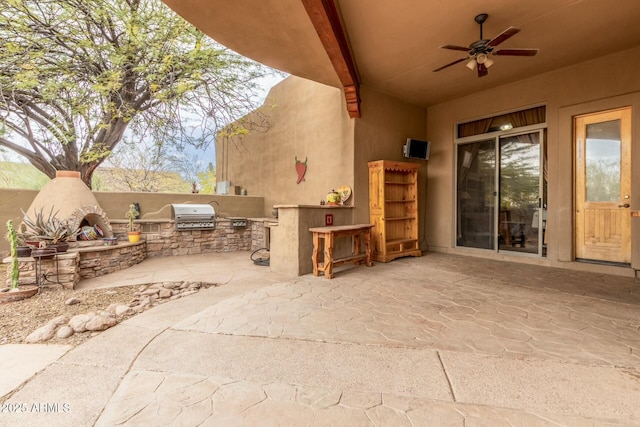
[585,120,620,202]
[456,140,496,249]
[498,132,541,254]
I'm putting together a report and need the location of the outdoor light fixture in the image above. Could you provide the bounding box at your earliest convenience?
[466,59,477,70]
[500,123,513,131]
[476,53,494,68]
[465,53,494,72]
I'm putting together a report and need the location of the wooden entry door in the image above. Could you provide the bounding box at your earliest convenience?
[575,108,631,263]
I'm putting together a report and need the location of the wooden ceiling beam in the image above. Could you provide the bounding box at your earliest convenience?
[301,0,361,118]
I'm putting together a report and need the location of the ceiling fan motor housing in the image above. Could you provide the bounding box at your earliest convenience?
[469,39,493,55]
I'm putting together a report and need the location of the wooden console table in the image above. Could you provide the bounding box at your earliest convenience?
[309,224,374,279]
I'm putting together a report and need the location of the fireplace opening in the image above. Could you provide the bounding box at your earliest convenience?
[77,213,113,239]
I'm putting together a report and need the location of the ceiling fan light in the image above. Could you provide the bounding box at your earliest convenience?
[484,57,495,68]
[466,59,477,70]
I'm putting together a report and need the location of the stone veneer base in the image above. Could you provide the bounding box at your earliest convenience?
[71,241,146,280]
[3,251,80,290]
[3,219,270,289]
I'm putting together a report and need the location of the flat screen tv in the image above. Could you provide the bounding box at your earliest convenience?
[403,138,431,160]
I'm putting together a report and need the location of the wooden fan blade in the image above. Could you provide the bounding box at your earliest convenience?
[487,26,520,47]
[477,62,489,77]
[433,57,468,72]
[440,44,471,52]
[494,48,539,56]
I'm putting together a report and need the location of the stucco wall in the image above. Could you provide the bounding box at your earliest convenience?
[426,45,640,271]
[352,86,428,239]
[219,77,430,248]
[217,76,355,216]
[94,192,263,221]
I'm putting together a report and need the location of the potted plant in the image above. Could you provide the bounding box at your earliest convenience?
[20,208,55,257]
[20,207,80,253]
[46,219,80,253]
[125,204,141,243]
[1,220,38,302]
[14,226,32,258]
[326,189,341,206]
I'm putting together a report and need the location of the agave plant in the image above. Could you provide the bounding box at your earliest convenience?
[20,207,80,245]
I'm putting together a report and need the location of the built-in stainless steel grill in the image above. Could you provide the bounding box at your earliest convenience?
[171,204,216,231]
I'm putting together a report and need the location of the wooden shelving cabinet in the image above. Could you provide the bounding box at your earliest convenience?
[368,160,422,262]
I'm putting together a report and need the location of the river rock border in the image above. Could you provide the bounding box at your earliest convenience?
[24,281,215,343]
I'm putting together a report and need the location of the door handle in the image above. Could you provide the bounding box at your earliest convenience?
[619,203,630,208]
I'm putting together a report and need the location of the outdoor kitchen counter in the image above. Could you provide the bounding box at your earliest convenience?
[273,204,354,210]
[269,205,355,277]
[69,240,144,253]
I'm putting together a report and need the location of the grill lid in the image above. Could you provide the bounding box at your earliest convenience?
[171,203,215,218]
[171,204,215,230]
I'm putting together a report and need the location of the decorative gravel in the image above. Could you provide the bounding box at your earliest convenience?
[0,282,215,346]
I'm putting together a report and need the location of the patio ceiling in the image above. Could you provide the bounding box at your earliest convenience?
[163,0,640,111]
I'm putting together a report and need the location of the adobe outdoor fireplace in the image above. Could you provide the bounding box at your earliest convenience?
[24,171,113,238]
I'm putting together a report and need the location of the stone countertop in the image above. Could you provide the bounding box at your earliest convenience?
[3,251,79,263]
[68,240,145,254]
[110,219,173,224]
[110,217,271,223]
[273,204,353,209]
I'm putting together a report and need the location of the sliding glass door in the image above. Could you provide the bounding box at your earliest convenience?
[456,130,545,255]
[456,140,496,249]
[498,133,541,254]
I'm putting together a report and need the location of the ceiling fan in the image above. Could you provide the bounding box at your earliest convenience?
[433,13,539,77]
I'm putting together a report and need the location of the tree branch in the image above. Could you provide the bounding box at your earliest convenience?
[0,136,57,177]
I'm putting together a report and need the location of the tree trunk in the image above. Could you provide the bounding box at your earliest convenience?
[80,163,99,189]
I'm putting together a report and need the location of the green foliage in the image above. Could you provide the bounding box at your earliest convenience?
[0,161,49,189]
[0,0,271,187]
[100,140,192,192]
[0,160,195,192]
[93,167,191,193]
[20,207,80,244]
[6,219,19,289]
[499,141,540,211]
[586,159,619,202]
[125,204,139,232]
[197,164,216,194]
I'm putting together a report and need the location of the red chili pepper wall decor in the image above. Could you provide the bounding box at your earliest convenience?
[295,156,307,184]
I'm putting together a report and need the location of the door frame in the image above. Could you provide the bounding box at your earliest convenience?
[454,124,547,256]
[558,94,639,267]
[574,107,632,264]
